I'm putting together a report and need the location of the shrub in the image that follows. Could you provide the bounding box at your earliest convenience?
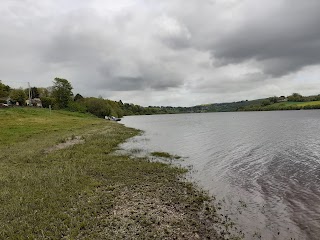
[67,101,87,113]
[41,97,56,108]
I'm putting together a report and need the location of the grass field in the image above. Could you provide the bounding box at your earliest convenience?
[0,108,233,239]
[0,108,101,145]
[296,100,320,106]
[269,101,320,107]
[258,101,320,111]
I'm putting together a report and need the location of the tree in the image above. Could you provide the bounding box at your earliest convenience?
[261,100,271,106]
[268,96,278,103]
[31,87,40,98]
[38,87,50,98]
[287,93,303,102]
[0,81,11,98]
[10,89,27,105]
[41,97,55,108]
[82,97,111,118]
[74,93,84,102]
[52,78,73,109]
[67,101,87,113]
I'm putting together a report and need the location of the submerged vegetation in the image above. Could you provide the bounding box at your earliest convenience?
[0,108,240,239]
[151,151,182,159]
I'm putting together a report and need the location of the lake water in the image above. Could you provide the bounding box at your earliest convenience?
[120,111,320,239]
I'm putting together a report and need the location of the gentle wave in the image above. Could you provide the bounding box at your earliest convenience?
[121,111,320,239]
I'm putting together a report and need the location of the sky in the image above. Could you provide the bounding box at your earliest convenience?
[1,0,320,106]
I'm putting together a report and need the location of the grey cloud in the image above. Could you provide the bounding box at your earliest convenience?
[1,0,320,106]
[105,77,146,91]
[97,62,184,91]
[206,0,320,76]
[40,8,185,92]
[162,0,320,76]
[191,72,267,94]
[154,15,191,49]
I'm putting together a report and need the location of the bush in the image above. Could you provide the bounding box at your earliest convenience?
[41,97,55,108]
[10,89,27,106]
[82,98,111,118]
[67,101,87,113]
[303,104,320,109]
[261,100,271,106]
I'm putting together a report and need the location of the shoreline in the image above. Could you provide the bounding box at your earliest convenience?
[0,108,240,239]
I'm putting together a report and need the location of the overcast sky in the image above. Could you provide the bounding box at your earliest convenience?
[1,0,320,106]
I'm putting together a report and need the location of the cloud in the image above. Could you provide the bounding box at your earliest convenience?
[154,15,191,49]
[1,0,320,106]
[205,0,320,76]
[160,0,320,77]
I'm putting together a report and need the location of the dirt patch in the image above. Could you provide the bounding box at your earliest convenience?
[44,136,85,153]
[111,188,196,239]
[89,183,224,240]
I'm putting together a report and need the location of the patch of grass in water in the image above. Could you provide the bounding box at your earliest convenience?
[151,151,182,159]
[129,148,144,154]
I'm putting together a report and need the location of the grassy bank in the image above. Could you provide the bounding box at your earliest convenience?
[0,108,232,239]
[240,101,320,111]
[265,100,320,108]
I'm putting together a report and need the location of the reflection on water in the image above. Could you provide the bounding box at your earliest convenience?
[120,111,320,239]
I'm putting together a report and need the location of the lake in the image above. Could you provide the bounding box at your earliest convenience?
[120,111,320,239]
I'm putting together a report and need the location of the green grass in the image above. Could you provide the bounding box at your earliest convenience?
[0,108,99,145]
[269,101,320,107]
[296,100,320,106]
[258,101,320,111]
[0,108,234,239]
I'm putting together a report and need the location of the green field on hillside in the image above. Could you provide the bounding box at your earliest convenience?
[296,100,320,106]
[255,101,320,111]
[0,108,230,239]
[269,101,320,107]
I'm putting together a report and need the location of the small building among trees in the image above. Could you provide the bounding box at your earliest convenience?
[26,98,43,107]
[278,96,288,102]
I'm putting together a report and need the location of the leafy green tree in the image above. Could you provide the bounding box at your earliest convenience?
[41,97,55,108]
[0,81,11,98]
[10,89,27,105]
[107,100,124,117]
[287,93,303,102]
[315,95,320,101]
[31,87,40,98]
[38,88,50,98]
[261,99,271,106]
[268,96,278,103]
[24,88,29,98]
[67,101,87,113]
[82,97,111,118]
[74,93,84,102]
[52,78,73,109]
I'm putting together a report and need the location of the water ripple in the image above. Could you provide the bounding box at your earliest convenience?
[121,111,320,239]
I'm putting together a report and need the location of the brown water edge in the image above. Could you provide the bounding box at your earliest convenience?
[117,140,305,240]
[114,146,246,239]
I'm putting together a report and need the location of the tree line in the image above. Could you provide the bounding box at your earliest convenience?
[2,78,320,115]
[0,78,188,117]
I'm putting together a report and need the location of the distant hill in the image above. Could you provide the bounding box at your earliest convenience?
[192,99,266,112]
[2,78,320,116]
